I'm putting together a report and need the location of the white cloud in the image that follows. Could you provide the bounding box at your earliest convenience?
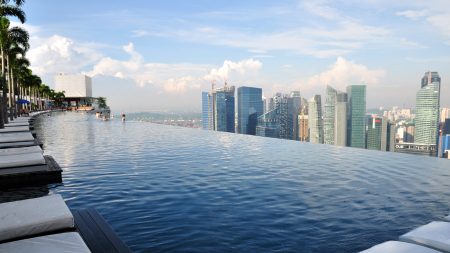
[88,42,262,93]
[305,57,386,92]
[426,14,450,37]
[300,0,340,20]
[28,35,103,76]
[203,58,262,82]
[396,10,427,19]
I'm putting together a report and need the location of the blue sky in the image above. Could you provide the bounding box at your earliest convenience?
[19,0,450,112]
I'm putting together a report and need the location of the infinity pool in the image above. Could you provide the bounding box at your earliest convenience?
[24,112,450,252]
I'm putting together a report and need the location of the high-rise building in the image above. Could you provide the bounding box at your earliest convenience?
[367,116,382,150]
[308,95,324,144]
[298,104,309,142]
[367,116,395,151]
[415,71,440,146]
[347,85,366,148]
[214,84,235,133]
[335,92,347,146]
[324,86,348,146]
[288,91,302,140]
[324,86,337,145]
[201,92,210,130]
[256,93,291,139]
[237,87,263,135]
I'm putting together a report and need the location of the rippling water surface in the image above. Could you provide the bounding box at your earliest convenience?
[29,112,450,252]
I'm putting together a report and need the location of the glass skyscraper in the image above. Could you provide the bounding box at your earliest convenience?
[415,71,440,145]
[346,85,366,149]
[288,91,302,140]
[201,92,210,130]
[256,93,291,139]
[335,92,347,147]
[308,95,323,144]
[237,87,263,135]
[324,86,337,145]
[367,116,382,150]
[214,85,235,133]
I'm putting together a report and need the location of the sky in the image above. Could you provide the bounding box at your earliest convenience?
[17,0,450,112]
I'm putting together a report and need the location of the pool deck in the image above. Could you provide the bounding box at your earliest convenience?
[0,111,132,253]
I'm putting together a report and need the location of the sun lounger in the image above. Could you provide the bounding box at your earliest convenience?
[0,132,34,143]
[445,215,450,222]
[5,122,30,127]
[399,221,450,253]
[0,194,74,242]
[0,126,31,133]
[0,152,46,169]
[0,232,91,253]
[0,141,38,149]
[0,146,43,156]
[360,240,441,253]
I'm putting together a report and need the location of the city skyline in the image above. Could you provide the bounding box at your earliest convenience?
[22,1,450,112]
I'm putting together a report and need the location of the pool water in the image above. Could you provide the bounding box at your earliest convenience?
[25,112,450,252]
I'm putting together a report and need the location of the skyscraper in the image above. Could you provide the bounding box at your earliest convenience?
[367,116,382,150]
[288,91,302,140]
[335,92,347,146]
[256,93,291,139]
[308,95,323,144]
[324,86,337,145]
[347,85,366,148]
[214,83,235,133]
[298,103,309,142]
[237,86,263,135]
[201,92,209,130]
[415,71,440,146]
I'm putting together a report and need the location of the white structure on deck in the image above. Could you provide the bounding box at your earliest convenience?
[54,74,93,108]
[54,73,92,97]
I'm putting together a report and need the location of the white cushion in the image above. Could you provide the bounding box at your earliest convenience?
[0,132,34,143]
[0,146,42,156]
[0,232,91,253]
[360,241,441,253]
[0,126,30,132]
[0,195,74,242]
[5,122,29,126]
[0,152,46,169]
[400,221,450,253]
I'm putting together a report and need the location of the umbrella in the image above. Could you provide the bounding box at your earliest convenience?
[16,99,30,104]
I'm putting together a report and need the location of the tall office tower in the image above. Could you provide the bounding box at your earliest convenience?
[346,85,366,148]
[367,116,395,151]
[237,87,263,135]
[201,92,210,130]
[308,95,324,144]
[289,91,302,140]
[298,104,309,142]
[335,92,348,146]
[214,83,235,133]
[367,116,382,150]
[256,93,290,139]
[415,71,440,146]
[324,86,337,145]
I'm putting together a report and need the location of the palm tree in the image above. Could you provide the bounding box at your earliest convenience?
[0,0,25,127]
[0,17,29,121]
[11,55,29,115]
[0,1,26,23]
